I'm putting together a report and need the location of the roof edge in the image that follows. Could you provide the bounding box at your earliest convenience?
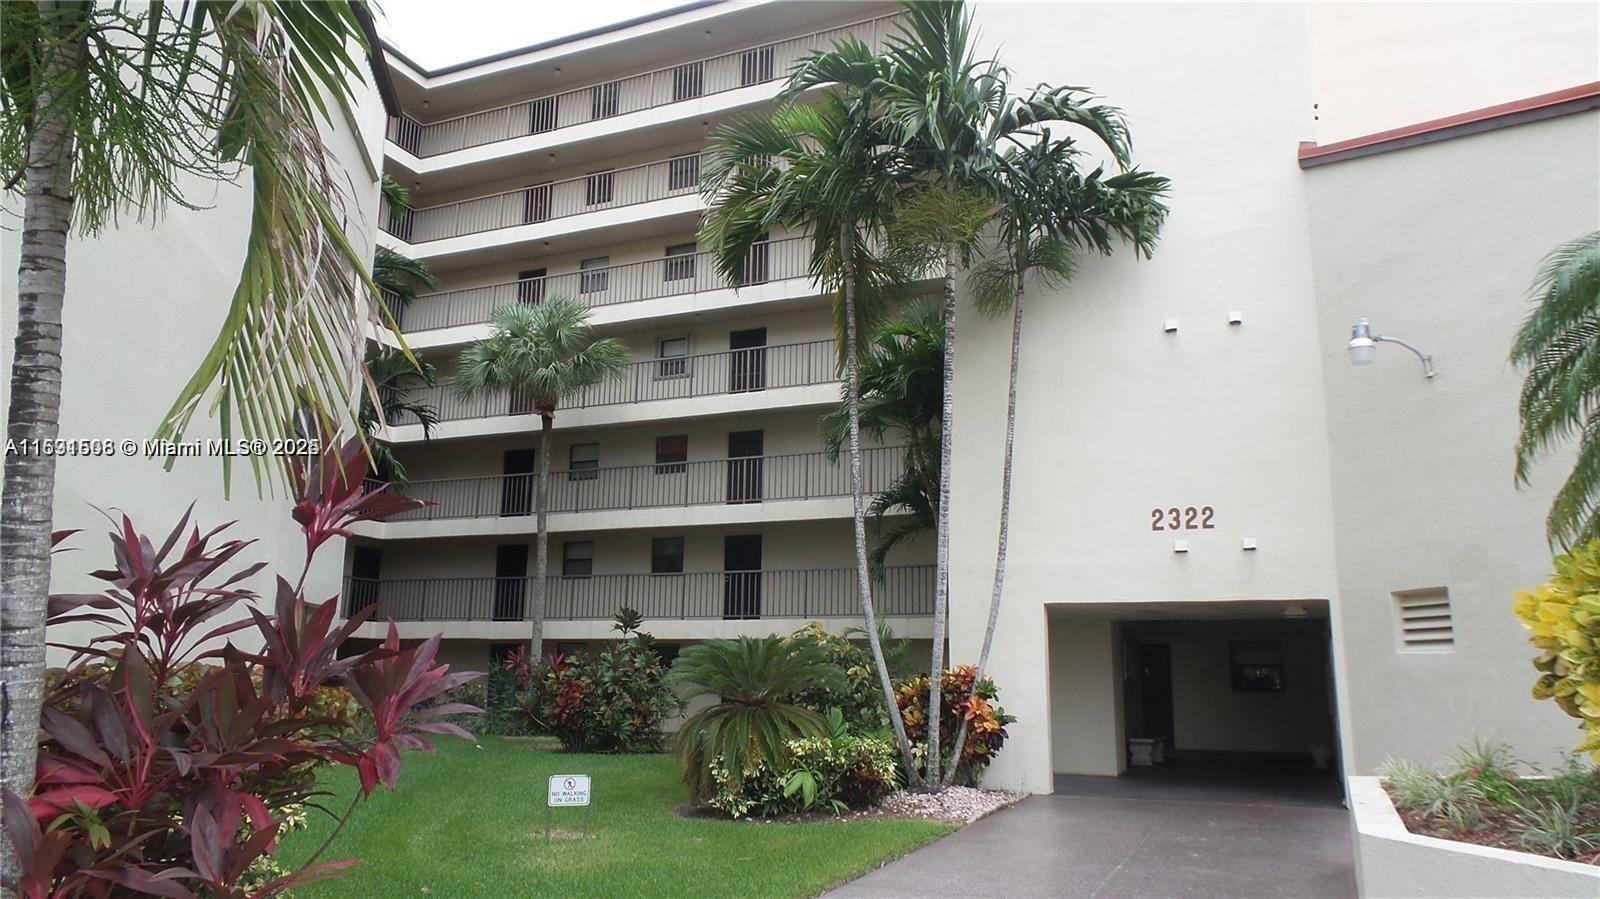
[1299,81,1600,169]
[381,0,728,79]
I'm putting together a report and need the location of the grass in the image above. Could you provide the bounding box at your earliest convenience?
[276,737,954,897]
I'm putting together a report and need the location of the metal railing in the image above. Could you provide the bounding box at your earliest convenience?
[391,339,836,426]
[397,237,811,333]
[341,564,935,622]
[381,152,706,243]
[385,14,900,159]
[388,446,903,521]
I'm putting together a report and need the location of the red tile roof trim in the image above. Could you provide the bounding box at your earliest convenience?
[1299,81,1600,168]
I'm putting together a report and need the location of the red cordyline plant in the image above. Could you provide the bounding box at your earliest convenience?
[2,437,481,898]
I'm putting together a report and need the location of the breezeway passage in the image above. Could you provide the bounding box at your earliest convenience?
[829,772,1356,899]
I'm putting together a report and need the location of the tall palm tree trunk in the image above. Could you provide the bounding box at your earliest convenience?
[531,413,552,661]
[943,275,1024,785]
[840,224,922,787]
[925,246,959,788]
[1,18,82,860]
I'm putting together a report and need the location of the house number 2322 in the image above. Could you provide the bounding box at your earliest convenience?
[1150,506,1215,531]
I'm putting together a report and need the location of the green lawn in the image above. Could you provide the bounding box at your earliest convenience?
[276,737,953,898]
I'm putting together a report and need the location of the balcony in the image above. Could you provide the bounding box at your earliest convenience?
[396,237,812,336]
[388,340,836,436]
[389,446,904,524]
[382,152,704,245]
[341,564,934,623]
[385,13,898,160]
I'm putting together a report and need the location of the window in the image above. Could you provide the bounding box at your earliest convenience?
[671,62,704,101]
[657,336,689,377]
[655,434,688,474]
[528,96,557,134]
[667,154,700,192]
[579,256,610,294]
[585,169,614,206]
[740,46,775,86]
[1229,642,1283,692]
[664,243,697,282]
[651,536,685,574]
[562,541,594,578]
[523,183,551,223]
[1395,588,1454,651]
[516,268,546,305]
[568,443,599,482]
[591,81,620,119]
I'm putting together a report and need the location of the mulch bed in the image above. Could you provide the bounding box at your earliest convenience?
[1395,806,1600,866]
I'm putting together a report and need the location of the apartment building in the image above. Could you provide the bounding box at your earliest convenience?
[353,0,1600,795]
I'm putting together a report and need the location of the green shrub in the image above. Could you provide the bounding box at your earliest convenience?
[709,729,902,819]
[669,635,845,801]
[532,612,680,752]
[784,623,911,731]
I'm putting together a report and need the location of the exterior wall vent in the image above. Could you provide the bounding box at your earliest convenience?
[1394,588,1454,651]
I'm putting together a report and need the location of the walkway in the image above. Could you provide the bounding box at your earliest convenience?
[830,770,1356,898]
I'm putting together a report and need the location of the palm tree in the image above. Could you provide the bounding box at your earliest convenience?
[359,348,439,488]
[940,139,1169,784]
[0,1,381,837]
[668,636,845,802]
[373,174,437,326]
[794,0,1139,785]
[455,298,627,661]
[1512,231,1600,547]
[701,88,922,783]
[821,304,945,573]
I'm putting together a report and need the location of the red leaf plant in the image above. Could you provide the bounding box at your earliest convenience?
[2,437,479,898]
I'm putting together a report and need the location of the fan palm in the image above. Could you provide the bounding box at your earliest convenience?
[455,298,627,661]
[822,304,944,574]
[0,0,383,831]
[702,87,922,782]
[794,0,1139,785]
[1512,231,1600,547]
[668,636,845,802]
[358,349,439,487]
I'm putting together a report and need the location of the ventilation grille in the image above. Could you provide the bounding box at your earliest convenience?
[1395,589,1454,650]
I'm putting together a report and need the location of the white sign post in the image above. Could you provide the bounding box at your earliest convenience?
[546,774,591,840]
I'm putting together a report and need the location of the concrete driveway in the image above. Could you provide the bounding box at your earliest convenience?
[829,771,1356,898]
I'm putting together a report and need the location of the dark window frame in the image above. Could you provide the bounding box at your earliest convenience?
[651,536,685,574]
[579,256,610,294]
[1229,641,1284,693]
[663,242,697,283]
[585,169,615,206]
[568,443,599,482]
[562,541,595,578]
[655,434,688,474]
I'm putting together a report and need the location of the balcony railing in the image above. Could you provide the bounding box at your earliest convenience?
[341,564,934,622]
[397,237,810,333]
[389,446,904,522]
[385,13,900,159]
[390,339,835,426]
[381,152,706,243]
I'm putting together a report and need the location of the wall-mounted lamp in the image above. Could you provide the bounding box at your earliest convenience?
[1348,317,1435,378]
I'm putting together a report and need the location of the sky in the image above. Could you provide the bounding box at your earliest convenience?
[376,0,691,69]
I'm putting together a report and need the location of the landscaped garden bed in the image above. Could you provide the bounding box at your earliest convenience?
[275,737,957,898]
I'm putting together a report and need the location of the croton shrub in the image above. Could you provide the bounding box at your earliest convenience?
[2,437,481,898]
[516,610,680,753]
[897,665,1015,786]
[1513,540,1600,761]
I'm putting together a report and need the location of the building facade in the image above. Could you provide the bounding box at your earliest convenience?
[354,0,1600,793]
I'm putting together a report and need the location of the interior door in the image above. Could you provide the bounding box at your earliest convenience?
[1139,643,1175,740]
[729,328,767,393]
[726,430,763,504]
[349,546,382,615]
[500,449,536,516]
[493,544,529,621]
[722,534,762,619]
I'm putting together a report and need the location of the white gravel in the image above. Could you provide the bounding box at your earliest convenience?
[873,786,1024,824]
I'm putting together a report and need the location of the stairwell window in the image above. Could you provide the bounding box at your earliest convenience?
[655,434,688,474]
[651,537,685,574]
[664,243,697,282]
[657,336,689,378]
[568,443,599,482]
[561,541,594,578]
[579,256,609,294]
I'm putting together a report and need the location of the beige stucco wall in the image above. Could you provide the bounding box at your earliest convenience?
[1306,111,1600,771]
[1,77,386,654]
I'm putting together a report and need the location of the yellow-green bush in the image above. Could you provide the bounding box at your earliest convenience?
[1513,540,1600,761]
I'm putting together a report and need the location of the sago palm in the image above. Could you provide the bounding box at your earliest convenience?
[0,0,383,830]
[702,87,921,782]
[456,298,627,660]
[1512,231,1600,547]
[668,636,845,802]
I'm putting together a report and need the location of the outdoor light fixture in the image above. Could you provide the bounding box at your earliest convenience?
[1347,317,1435,378]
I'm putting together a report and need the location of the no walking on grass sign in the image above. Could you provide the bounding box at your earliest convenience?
[546,774,592,840]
